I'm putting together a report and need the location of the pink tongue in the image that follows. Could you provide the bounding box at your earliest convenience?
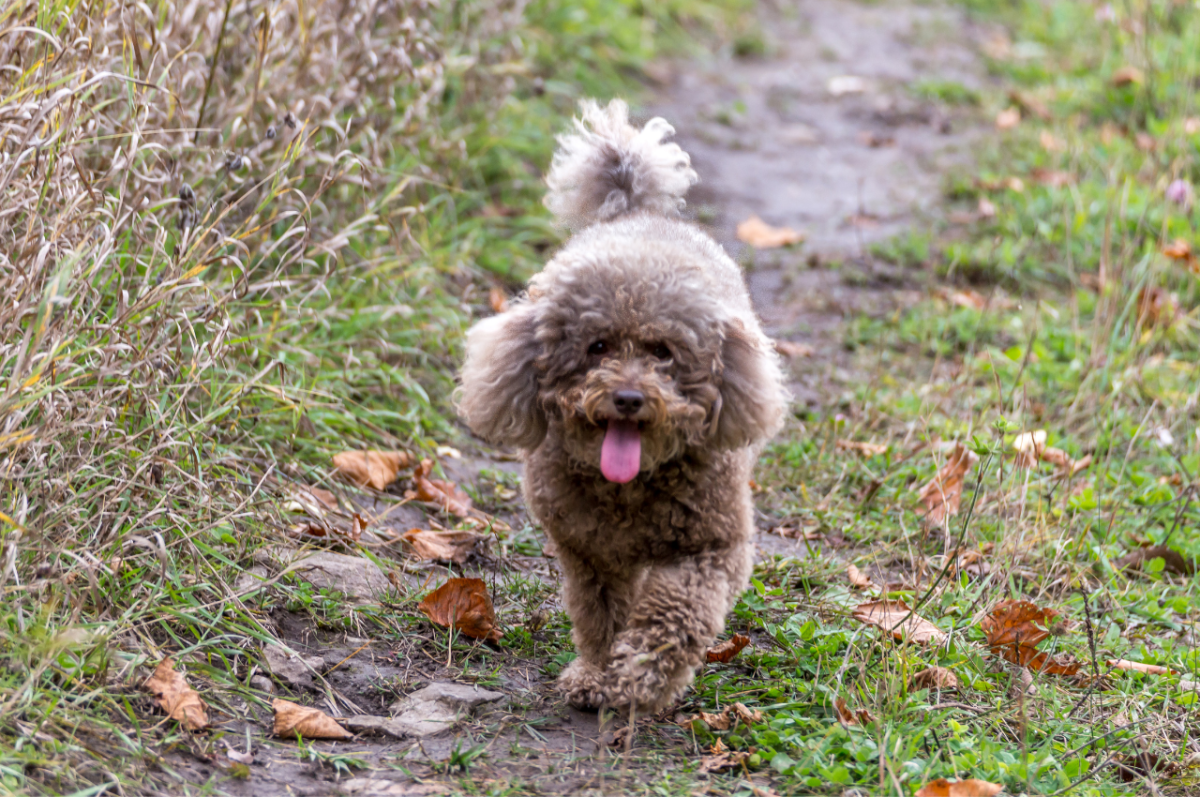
[600,420,642,483]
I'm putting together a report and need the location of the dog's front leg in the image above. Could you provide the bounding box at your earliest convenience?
[599,546,750,713]
[554,546,637,709]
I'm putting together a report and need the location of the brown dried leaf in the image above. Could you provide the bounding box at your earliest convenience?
[1116,752,1174,783]
[1162,238,1193,261]
[834,696,876,726]
[774,339,815,359]
[144,658,209,731]
[333,450,414,491]
[1111,65,1144,86]
[995,107,1020,129]
[977,197,997,218]
[418,577,502,642]
[1039,131,1065,151]
[916,443,979,524]
[401,528,487,565]
[941,288,988,311]
[271,699,352,740]
[406,459,474,518]
[1008,90,1052,121]
[1107,659,1174,676]
[677,702,761,732]
[1031,168,1073,187]
[846,564,874,590]
[836,439,889,457]
[980,600,1080,676]
[1115,545,1194,576]
[910,666,959,691]
[736,216,805,248]
[706,633,751,664]
[1136,286,1177,328]
[698,741,751,773]
[915,778,1003,797]
[488,286,509,313]
[852,599,946,644]
[291,513,365,546]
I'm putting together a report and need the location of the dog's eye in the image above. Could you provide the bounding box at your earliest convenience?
[588,340,608,356]
[651,343,672,360]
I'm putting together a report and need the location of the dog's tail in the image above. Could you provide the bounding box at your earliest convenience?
[544,99,698,230]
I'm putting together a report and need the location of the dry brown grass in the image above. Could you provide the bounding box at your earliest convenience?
[0,0,529,583]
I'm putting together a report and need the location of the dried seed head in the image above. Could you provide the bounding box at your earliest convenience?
[284,112,298,129]
[179,183,195,204]
[266,125,277,139]
[224,154,245,172]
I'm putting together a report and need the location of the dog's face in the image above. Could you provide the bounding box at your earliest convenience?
[540,292,720,482]
[458,246,785,483]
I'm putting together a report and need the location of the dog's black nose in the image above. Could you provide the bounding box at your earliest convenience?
[613,389,644,416]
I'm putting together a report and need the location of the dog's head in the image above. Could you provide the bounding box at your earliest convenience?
[458,243,785,482]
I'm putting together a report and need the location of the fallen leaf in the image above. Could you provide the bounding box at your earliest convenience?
[736,216,805,248]
[853,599,946,644]
[333,450,414,491]
[706,633,751,663]
[1039,130,1065,151]
[698,743,751,773]
[980,600,1079,676]
[1186,118,1200,135]
[1115,545,1194,576]
[144,658,209,731]
[401,528,487,565]
[846,564,874,590]
[977,197,997,218]
[774,339,815,358]
[910,666,959,691]
[1031,168,1073,187]
[286,484,339,515]
[1008,90,1051,121]
[678,702,762,732]
[224,743,254,764]
[939,287,990,311]
[771,523,823,541]
[834,696,876,725]
[271,699,353,740]
[915,778,1003,797]
[290,513,366,546]
[1116,752,1174,783]
[1161,240,1193,262]
[406,459,474,518]
[1107,659,1174,675]
[1111,65,1144,86]
[488,287,509,313]
[1135,131,1156,152]
[836,439,888,457]
[916,443,979,524]
[995,107,1020,129]
[1136,286,1177,328]
[418,577,502,642]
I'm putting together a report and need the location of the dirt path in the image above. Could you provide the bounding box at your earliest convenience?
[180,3,989,795]
[652,0,985,408]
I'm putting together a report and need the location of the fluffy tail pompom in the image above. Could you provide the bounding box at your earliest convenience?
[544,99,698,229]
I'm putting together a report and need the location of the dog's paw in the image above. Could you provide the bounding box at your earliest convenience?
[605,640,693,713]
[557,659,608,711]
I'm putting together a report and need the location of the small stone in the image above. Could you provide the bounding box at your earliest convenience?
[263,644,324,690]
[385,682,507,737]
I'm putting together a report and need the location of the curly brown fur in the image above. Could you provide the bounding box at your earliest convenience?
[458,99,787,713]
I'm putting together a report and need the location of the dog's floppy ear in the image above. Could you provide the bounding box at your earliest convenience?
[458,301,547,450]
[711,318,787,450]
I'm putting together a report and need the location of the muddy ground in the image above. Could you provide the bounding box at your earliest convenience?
[172,2,992,794]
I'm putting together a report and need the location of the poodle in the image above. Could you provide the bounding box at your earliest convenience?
[458,99,787,713]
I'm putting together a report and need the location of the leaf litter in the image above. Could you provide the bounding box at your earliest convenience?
[705,633,751,663]
[272,699,353,740]
[852,599,946,645]
[736,215,806,248]
[401,528,489,564]
[406,459,476,518]
[144,658,209,731]
[980,600,1080,676]
[418,578,503,642]
[915,443,979,524]
[333,450,415,491]
[915,778,1002,797]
